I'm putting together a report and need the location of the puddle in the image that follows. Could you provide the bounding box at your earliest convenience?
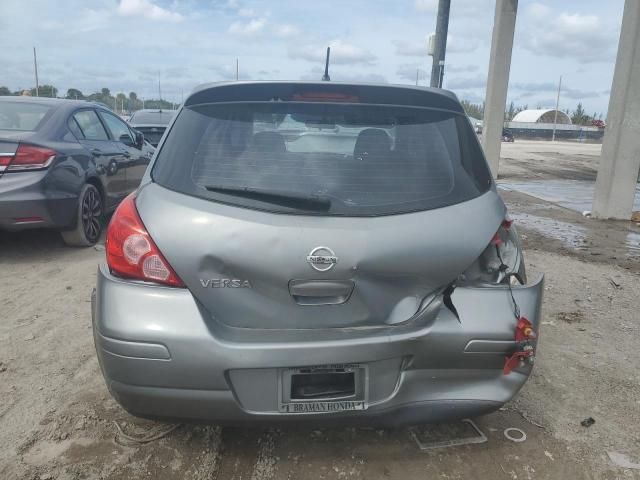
[627,232,640,253]
[510,213,588,250]
[510,212,640,257]
[499,179,640,213]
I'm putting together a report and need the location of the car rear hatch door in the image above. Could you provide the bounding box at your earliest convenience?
[136,184,505,329]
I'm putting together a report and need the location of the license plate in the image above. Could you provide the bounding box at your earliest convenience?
[280,400,367,414]
[279,364,368,414]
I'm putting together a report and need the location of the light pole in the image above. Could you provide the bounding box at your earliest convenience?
[430,0,450,88]
[551,75,562,142]
[33,47,39,97]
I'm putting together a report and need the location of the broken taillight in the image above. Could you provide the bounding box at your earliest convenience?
[106,193,184,287]
[458,215,525,285]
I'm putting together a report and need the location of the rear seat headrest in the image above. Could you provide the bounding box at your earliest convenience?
[354,128,391,160]
[250,131,286,153]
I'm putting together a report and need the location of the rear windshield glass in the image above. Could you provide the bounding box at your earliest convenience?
[130,111,175,125]
[152,102,492,216]
[0,102,51,131]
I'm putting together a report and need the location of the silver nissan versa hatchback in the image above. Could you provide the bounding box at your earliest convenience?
[92,81,544,426]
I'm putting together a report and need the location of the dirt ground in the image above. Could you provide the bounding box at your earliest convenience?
[1,140,640,479]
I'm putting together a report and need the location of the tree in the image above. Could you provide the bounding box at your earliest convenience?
[87,88,115,109]
[571,102,593,125]
[128,91,142,111]
[30,84,58,97]
[506,101,516,121]
[65,88,84,100]
[115,92,127,113]
[514,104,527,117]
[141,98,176,110]
[0,86,12,96]
[460,99,484,119]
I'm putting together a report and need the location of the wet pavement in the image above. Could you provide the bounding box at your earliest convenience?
[499,179,640,214]
[509,211,640,257]
[501,188,640,273]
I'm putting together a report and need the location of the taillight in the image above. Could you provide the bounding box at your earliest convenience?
[106,193,184,287]
[0,154,12,170]
[1,144,57,171]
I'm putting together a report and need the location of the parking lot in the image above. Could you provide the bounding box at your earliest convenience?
[1,141,639,479]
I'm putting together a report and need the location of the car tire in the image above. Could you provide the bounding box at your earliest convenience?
[61,184,103,247]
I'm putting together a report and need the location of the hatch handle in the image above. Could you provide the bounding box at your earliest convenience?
[289,279,354,306]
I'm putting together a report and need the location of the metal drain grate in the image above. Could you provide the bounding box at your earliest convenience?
[409,419,487,450]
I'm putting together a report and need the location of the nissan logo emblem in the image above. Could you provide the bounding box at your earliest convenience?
[306,246,338,272]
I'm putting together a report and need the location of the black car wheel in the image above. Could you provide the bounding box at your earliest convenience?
[61,184,103,247]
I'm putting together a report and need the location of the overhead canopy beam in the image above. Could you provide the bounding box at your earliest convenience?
[592,0,640,220]
[481,0,518,178]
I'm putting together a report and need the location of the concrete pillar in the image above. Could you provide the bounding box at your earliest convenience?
[592,0,640,220]
[481,0,518,177]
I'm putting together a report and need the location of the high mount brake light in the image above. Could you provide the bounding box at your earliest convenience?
[106,194,184,287]
[0,144,57,171]
[291,92,359,102]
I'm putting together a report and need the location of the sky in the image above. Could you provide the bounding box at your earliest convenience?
[0,0,624,115]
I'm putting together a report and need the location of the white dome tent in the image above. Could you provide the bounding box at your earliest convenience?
[511,109,572,125]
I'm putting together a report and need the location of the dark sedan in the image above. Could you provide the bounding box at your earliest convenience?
[128,109,176,147]
[0,96,155,246]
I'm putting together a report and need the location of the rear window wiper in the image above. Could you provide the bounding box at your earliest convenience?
[203,185,332,211]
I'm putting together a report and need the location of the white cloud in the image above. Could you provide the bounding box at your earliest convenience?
[116,0,184,22]
[273,24,300,38]
[396,64,428,82]
[394,34,477,57]
[446,75,486,90]
[76,8,113,32]
[418,0,493,17]
[289,39,377,66]
[394,39,428,57]
[0,0,618,116]
[522,8,617,63]
[238,7,255,17]
[527,2,551,20]
[510,81,600,101]
[447,35,479,53]
[414,0,437,13]
[228,17,266,35]
[447,64,479,74]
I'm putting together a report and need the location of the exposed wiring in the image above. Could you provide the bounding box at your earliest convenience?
[113,421,181,446]
[495,245,521,320]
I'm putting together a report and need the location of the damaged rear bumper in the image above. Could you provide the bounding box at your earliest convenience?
[92,264,543,425]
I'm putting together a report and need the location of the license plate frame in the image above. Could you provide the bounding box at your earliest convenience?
[278,364,368,414]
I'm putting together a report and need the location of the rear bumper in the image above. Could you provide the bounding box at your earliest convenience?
[0,171,77,230]
[92,264,544,425]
